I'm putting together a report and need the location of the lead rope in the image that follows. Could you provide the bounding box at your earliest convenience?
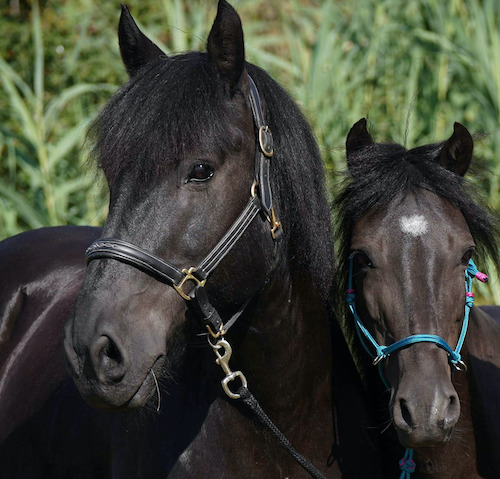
[208,336,330,479]
[237,386,329,479]
[346,258,488,478]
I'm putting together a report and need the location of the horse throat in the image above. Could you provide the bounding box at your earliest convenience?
[227,264,333,428]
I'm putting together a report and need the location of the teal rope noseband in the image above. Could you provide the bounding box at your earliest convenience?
[346,257,486,383]
[345,257,487,478]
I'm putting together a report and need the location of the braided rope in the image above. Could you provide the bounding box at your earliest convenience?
[399,448,415,479]
[238,386,329,479]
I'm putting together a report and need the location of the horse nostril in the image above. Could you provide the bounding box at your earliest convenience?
[92,335,127,383]
[400,398,414,428]
[443,393,460,428]
[102,336,122,363]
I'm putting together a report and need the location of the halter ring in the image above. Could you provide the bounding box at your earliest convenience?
[259,126,274,157]
[452,359,468,372]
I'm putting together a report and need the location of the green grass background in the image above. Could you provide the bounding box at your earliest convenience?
[1,0,499,302]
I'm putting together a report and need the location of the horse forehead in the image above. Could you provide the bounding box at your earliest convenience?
[353,192,472,251]
[390,194,471,240]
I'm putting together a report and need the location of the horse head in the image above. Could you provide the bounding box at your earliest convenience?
[337,118,498,448]
[64,0,280,409]
[64,0,333,425]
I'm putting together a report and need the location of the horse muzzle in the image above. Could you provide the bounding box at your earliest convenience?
[391,362,460,448]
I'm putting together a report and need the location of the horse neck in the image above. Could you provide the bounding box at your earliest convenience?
[230,259,332,417]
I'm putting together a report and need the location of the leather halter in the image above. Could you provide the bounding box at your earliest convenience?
[85,76,282,338]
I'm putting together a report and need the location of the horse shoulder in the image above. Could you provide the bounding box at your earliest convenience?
[0,225,101,444]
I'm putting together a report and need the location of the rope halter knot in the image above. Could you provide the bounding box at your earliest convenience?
[399,458,416,473]
[399,448,415,479]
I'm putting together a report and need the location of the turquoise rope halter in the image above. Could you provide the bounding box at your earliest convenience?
[345,257,487,478]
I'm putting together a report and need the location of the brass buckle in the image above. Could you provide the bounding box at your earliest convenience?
[259,126,274,157]
[173,267,206,301]
[267,207,282,240]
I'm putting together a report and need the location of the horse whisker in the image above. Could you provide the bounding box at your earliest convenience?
[380,420,393,435]
[151,368,161,413]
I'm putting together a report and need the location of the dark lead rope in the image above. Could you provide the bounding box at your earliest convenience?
[238,386,329,479]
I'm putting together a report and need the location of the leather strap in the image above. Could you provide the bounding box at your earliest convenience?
[196,195,262,277]
[86,238,184,286]
[248,76,273,217]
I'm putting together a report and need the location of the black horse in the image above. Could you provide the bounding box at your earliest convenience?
[0,226,101,445]
[1,2,383,477]
[335,118,500,478]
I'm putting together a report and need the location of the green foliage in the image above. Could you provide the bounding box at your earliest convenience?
[1,0,499,301]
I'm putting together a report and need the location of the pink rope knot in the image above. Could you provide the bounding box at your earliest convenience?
[346,289,355,294]
[399,458,416,473]
[475,271,488,283]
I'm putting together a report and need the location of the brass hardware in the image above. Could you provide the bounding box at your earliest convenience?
[206,323,225,339]
[209,338,248,399]
[267,207,282,240]
[173,267,206,301]
[259,126,274,157]
[250,180,258,198]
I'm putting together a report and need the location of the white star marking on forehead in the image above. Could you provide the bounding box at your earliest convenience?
[399,215,428,236]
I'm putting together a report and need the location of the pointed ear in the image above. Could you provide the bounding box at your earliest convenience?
[346,118,374,173]
[118,5,165,78]
[207,0,246,93]
[438,122,473,176]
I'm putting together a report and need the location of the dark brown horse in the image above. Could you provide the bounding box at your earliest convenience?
[1,3,383,477]
[335,118,500,478]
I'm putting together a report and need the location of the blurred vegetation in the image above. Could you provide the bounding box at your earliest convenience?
[0,0,499,302]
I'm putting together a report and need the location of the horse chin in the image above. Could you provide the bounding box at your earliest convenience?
[395,426,454,449]
[73,355,165,411]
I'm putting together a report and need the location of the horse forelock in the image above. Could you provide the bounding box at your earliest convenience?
[87,55,334,300]
[88,53,250,186]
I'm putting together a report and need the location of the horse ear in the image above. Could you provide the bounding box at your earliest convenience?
[118,5,165,78]
[438,122,473,176]
[346,118,374,172]
[207,0,246,93]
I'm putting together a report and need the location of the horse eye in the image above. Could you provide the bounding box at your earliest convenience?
[353,251,374,269]
[188,163,214,182]
[461,248,475,265]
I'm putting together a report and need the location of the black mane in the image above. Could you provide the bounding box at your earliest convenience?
[88,53,334,297]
